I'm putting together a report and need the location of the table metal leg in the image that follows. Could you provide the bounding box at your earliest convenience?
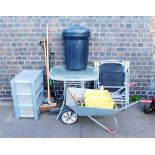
[56,81,66,120]
[56,97,65,120]
[82,81,84,88]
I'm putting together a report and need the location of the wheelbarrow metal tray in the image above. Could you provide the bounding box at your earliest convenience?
[66,87,118,116]
[68,106,117,116]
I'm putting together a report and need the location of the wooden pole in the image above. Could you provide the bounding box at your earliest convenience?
[46,23,51,103]
[43,38,47,68]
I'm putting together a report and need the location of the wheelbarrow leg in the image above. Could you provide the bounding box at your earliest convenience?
[88,115,118,134]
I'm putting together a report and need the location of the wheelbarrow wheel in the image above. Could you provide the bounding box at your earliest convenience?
[61,109,78,124]
[144,103,153,114]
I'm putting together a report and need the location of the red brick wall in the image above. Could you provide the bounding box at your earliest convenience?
[0,16,154,101]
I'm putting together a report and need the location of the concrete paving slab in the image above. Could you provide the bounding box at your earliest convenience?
[0,102,155,138]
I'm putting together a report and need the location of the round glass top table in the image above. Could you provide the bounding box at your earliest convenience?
[50,65,99,82]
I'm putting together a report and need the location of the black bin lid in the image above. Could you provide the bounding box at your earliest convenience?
[63,24,90,37]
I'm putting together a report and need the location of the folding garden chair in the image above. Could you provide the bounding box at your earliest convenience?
[94,60,130,108]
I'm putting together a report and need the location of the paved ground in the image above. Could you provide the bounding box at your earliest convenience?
[1,102,155,138]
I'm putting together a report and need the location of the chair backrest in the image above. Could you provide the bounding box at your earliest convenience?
[99,63,125,86]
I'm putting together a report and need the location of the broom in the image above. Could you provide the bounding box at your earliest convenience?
[39,23,57,112]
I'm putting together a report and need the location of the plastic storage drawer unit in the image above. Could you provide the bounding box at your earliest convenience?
[10,70,45,120]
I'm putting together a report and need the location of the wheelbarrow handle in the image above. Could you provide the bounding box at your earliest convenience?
[141,100,152,103]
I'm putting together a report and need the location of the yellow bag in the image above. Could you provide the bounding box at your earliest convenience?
[84,90,115,109]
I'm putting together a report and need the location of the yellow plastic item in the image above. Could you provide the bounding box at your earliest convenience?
[84,89,115,109]
[84,89,110,98]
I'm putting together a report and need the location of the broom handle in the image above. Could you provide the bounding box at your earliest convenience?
[43,38,47,67]
[46,23,51,102]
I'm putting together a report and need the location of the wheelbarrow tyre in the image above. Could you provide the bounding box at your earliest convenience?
[61,109,78,124]
[144,103,153,114]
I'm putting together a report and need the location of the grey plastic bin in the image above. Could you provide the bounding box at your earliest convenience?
[63,24,90,70]
[10,70,45,120]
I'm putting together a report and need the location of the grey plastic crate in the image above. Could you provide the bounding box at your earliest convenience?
[10,70,45,120]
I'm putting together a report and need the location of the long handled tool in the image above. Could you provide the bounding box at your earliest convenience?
[40,24,52,103]
[40,23,57,110]
[68,88,84,106]
[43,38,47,67]
[45,23,52,103]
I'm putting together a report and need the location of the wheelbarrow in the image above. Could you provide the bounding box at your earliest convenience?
[57,87,139,134]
